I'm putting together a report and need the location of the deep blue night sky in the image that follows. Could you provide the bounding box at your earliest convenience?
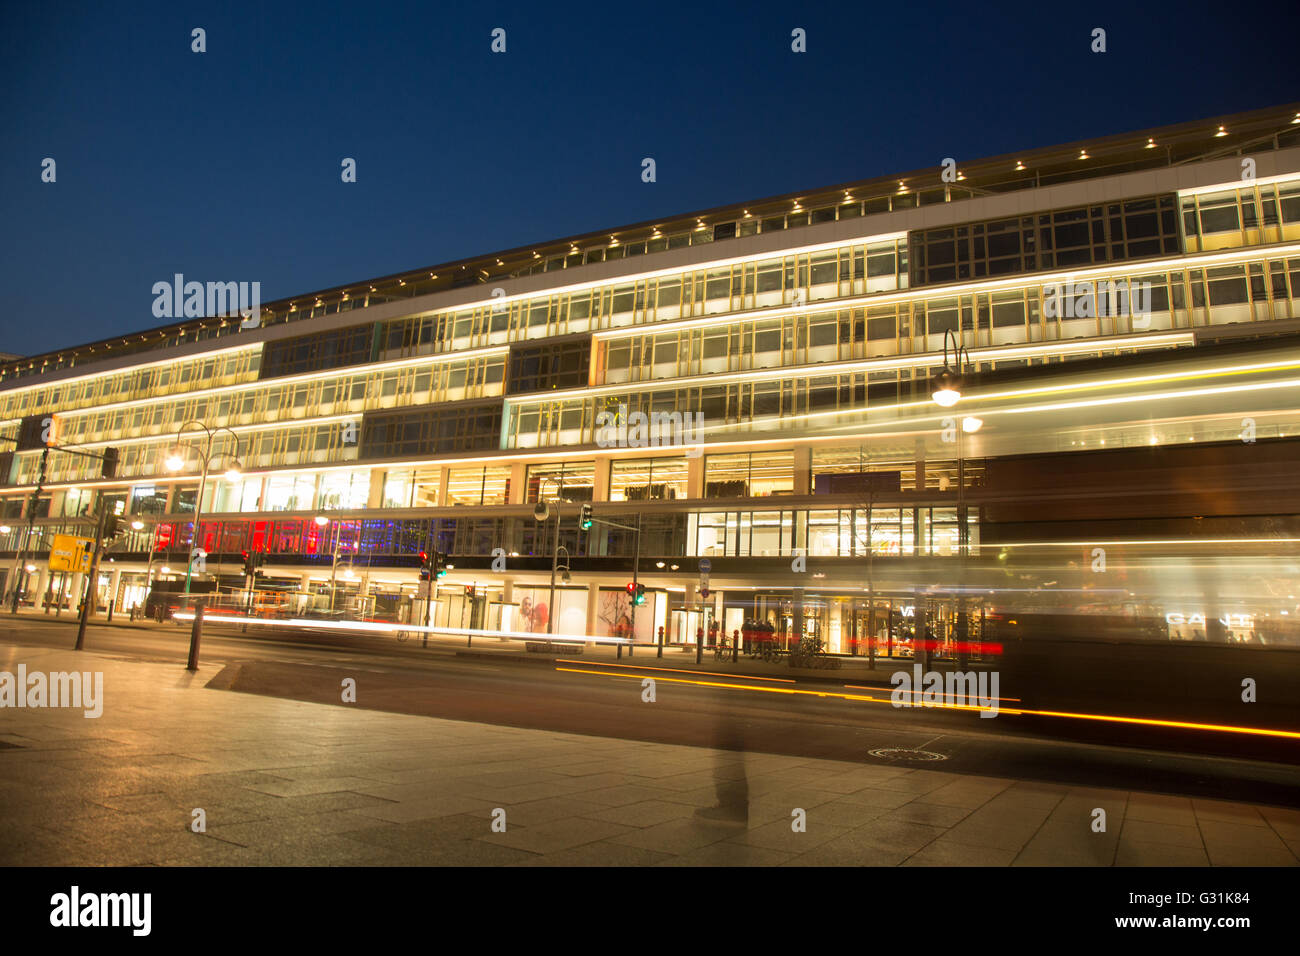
[1,0,1296,358]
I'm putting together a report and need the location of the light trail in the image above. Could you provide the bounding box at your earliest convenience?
[556,668,1300,740]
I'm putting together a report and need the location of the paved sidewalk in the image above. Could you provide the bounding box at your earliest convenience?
[1,642,1297,866]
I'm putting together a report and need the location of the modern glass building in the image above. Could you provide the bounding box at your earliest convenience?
[4,102,1300,653]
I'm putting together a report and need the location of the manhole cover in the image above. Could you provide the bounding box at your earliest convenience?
[868,747,948,762]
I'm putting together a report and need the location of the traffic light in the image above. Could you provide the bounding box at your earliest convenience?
[241,551,252,576]
[579,504,593,531]
[435,551,448,578]
[100,447,119,479]
[102,513,120,540]
[418,550,430,582]
[242,550,264,577]
[634,583,647,606]
[626,581,637,598]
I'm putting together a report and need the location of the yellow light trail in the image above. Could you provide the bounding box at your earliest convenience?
[556,668,1300,740]
[555,658,795,683]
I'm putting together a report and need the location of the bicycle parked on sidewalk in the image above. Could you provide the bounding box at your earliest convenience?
[788,635,842,669]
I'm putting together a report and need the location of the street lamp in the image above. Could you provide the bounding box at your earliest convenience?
[163,421,242,595]
[129,519,156,617]
[931,329,971,407]
[932,332,980,671]
[313,515,353,615]
[533,477,570,637]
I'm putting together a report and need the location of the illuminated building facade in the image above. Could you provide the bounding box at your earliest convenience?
[3,103,1299,651]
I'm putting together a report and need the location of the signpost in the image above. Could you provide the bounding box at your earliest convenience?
[49,534,95,575]
[696,559,712,663]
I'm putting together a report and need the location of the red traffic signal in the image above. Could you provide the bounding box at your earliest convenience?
[626,581,637,596]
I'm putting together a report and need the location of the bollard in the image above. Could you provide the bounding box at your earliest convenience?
[107,600,113,623]
[186,599,204,671]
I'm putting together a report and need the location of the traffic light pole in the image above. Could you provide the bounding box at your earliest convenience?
[546,504,561,638]
[74,498,107,651]
[589,513,641,660]
[426,553,437,633]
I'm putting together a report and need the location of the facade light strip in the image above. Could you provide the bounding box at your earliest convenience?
[0,342,262,400]
[706,358,1300,436]
[4,345,510,424]
[461,231,910,310]
[9,236,1297,418]
[36,413,360,456]
[14,353,1291,493]
[1176,172,1300,198]
[506,332,1194,404]
[590,242,1300,343]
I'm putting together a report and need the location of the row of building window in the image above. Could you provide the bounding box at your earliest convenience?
[6,238,1300,484]
[0,505,980,563]
[909,195,1183,286]
[1182,181,1300,253]
[0,348,261,424]
[8,176,1300,431]
[34,251,1300,466]
[3,446,978,524]
[378,240,908,359]
[47,355,505,450]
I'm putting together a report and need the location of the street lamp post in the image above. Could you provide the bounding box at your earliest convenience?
[163,421,242,597]
[310,520,358,616]
[130,520,153,618]
[931,329,981,670]
[533,476,569,638]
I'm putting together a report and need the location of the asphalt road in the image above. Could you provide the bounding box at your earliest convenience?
[5,616,1300,808]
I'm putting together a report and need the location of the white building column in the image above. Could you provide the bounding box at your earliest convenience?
[593,455,612,501]
[793,446,811,495]
[35,565,50,611]
[687,453,705,498]
[585,585,600,647]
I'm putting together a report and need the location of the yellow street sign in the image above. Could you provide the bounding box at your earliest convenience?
[49,533,94,574]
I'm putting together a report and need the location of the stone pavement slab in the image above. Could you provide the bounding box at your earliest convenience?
[1,643,1297,867]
